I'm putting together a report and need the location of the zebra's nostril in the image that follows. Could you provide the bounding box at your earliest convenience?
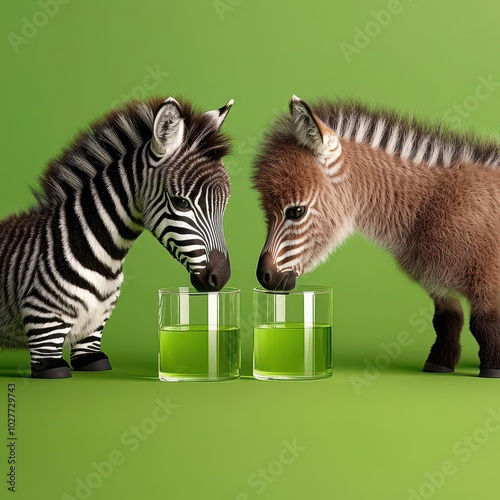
[208,273,218,288]
[263,272,271,284]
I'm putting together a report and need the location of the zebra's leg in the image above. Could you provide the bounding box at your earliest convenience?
[70,323,112,371]
[25,317,73,379]
[423,296,463,373]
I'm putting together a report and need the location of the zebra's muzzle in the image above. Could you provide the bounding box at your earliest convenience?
[256,251,297,291]
[190,249,230,292]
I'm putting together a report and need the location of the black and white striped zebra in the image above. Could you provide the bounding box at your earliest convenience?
[0,96,233,378]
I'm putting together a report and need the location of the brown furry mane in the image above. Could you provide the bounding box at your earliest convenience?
[253,97,500,191]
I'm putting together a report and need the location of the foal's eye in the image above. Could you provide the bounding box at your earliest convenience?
[285,206,307,220]
[171,197,190,211]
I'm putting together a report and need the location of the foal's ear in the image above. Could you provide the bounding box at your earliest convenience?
[151,97,185,158]
[289,95,339,159]
[203,99,234,129]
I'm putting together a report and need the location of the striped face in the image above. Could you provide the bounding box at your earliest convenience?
[261,189,324,278]
[255,96,353,290]
[163,160,229,271]
[143,98,233,291]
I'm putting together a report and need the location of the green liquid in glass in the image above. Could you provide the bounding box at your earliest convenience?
[253,322,332,380]
[159,325,240,381]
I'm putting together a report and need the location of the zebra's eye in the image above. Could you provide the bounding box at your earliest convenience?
[172,197,190,211]
[285,206,307,220]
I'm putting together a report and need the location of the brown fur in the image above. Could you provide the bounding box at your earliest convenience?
[253,96,500,376]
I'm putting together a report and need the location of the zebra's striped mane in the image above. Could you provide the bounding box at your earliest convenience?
[256,97,500,172]
[35,97,231,207]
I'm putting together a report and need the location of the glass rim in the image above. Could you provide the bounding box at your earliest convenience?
[159,286,240,296]
[253,285,332,295]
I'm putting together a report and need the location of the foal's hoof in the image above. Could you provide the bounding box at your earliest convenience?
[422,361,454,373]
[478,368,500,378]
[71,352,112,371]
[31,359,72,379]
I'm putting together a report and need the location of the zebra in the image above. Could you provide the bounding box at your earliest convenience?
[0,96,233,379]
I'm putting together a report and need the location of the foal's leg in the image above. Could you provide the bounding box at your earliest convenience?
[469,299,500,378]
[70,321,112,371]
[23,314,73,379]
[423,296,463,373]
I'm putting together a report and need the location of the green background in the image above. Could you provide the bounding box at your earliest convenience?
[1,0,500,498]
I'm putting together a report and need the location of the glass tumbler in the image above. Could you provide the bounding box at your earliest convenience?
[253,286,333,380]
[158,287,240,381]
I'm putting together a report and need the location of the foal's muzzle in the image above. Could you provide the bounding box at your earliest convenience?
[256,251,297,291]
[190,249,231,292]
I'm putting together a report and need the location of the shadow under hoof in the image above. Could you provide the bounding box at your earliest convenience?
[478,368,500,378]
[422,361,454,373]
[71,352,112,371]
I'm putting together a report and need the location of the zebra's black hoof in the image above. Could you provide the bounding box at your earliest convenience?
[422,361,454,373]
[478,368,500,378]
[31,358,72,379]
[71,352,112,371]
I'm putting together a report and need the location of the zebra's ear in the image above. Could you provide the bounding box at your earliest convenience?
[289,95,339,161]
[151,97,185,158]
[203,99,234,129]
